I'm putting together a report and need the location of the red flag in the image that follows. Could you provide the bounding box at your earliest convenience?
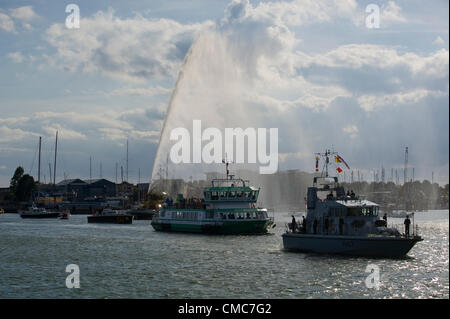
[336,167,343,173]
[336,155,350,169]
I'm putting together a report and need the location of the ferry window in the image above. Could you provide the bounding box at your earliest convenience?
[204,192,211,200]
[244,192,250,198]
[229,191,236,198]
[263,212,268,218]
[236,191,243,198]
[161,211,165,217]
[219,192,226,198]
[211,192,218,200]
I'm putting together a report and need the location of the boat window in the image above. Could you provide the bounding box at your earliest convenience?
[244,191,250,198]
[229,191,236,198]
[211,192,218,200]
[219,191,226,199]
[160,211,165,217]
[236,191,243,198]
[204,192,211,200]
[347,208,358,216]
[206,211,214,219]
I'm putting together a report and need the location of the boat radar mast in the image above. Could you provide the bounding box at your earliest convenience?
[315,149,350,178]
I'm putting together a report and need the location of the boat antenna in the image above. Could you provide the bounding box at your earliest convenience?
[222,153,233,180]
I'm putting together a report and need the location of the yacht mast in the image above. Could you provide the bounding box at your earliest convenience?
[53,131,58,186]
[38,136,41,185]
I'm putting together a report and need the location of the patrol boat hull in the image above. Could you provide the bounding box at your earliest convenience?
[282,233,423,258]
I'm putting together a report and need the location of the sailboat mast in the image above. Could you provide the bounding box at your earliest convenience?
[126,139,129,182]
[38,136,41,184]
[53,131,58,186]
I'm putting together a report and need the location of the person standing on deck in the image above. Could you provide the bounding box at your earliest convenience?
[302,216,306,233]
[404,215,411,237]
[291,215,297,233]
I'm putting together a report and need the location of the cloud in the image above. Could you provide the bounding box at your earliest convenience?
[0,12,15,33]
[9,6,38,21]
[108,86,172,97]
[44,9,214,83]
[357,89,446,112]
[7,52,25,63]
[381,1,407,26]
[0,126,38,142]
[433,36,445,46]
[342,125,359,139]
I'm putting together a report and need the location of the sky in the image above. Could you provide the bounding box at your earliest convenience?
[0,0,448,187]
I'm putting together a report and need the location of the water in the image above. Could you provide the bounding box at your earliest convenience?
[0,210,448,298]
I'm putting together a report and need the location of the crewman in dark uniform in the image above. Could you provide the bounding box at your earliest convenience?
[404,215,411,237]
[383,213,387,225]
[302,216,306,233]
[291,215,297,233]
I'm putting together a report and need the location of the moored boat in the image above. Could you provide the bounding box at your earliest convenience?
[19,206,60,218]
[87,208,133,224]
[282,150,423,258]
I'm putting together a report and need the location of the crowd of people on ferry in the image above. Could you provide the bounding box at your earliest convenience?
[163,197,205,209]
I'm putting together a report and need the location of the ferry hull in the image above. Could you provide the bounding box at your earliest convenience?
[151,220,272,235]
[282,233,423,258]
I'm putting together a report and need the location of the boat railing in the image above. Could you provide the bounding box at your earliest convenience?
[388,222,418,238]
[285,222,306,234]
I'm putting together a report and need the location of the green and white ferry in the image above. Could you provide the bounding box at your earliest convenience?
[151,168,275,234]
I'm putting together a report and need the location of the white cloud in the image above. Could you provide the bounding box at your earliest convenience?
[0,126,38,142]
[109,86,172,96]
[357,89,446,112]
[0,12,15,33]
[342,125,358,139]
[44,9,214,83]
[433,36,445,46]
[42,125,88,140]
[295,45,449,78]
[7,52,25,63]
[9,6,38,21]
[381,1,407,26]
[245,0,360,27]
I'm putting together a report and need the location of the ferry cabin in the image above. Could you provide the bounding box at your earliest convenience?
[152,180,273,234]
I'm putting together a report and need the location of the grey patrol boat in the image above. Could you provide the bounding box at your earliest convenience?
[282,150,423,258]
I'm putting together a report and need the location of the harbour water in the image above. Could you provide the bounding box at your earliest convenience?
[0,210,448,299]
